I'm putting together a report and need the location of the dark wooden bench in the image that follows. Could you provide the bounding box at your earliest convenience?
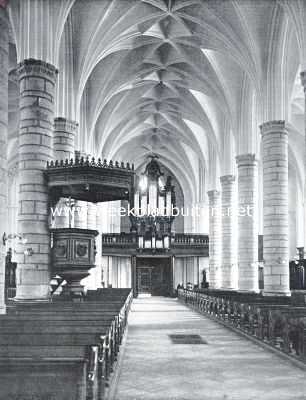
[0,288,133,400]
[179,288,306,363]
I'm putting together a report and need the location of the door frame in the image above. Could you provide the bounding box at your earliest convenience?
[132,255,173,297]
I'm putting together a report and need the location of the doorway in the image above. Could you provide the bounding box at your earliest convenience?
[138,267,152,294]
[135,257,172,297]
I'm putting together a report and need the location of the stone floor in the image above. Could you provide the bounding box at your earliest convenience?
[111,297,306,400]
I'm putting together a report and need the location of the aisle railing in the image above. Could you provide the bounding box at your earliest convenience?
[178,289,306,365]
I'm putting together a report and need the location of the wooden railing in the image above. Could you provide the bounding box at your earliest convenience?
[102,233,209,256]
[47,156,134,171]
[85,289,133,399]
[178,289,306,366]
[102,233,138,246]
[172,234,209,246]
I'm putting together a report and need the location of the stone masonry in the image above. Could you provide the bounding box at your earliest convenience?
[207,190,221,288]
[87,203,97,230]
[74,150,88,229]
[300,71,306,255]
[260,121,290,296]
[220,175,237,290]
[53,117,77,228]
[236,154,259,292]
[15,59,58,301]
[0,6,9,312]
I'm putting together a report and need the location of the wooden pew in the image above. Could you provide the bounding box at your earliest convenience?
[178,288,306,364]
[0,288,133,400]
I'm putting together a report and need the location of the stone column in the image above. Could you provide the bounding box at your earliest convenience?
[260,121,290,296]
[54,117,77,161]
[236,154,259,292]
[300,71,306,257]
[73,150,87,228]
[207,190,221,288]
[53,118,77,228]
[0,6,9,313]
[95,203,103,286]
[15,59,58,301]
[82,203,99,290]
[85,203,102,290]
[74,201,88,228]
[220,175,237,290]
[87,203,97,230]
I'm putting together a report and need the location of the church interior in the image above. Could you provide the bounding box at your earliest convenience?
[1,0,306,399]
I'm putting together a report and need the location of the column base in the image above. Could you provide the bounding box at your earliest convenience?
[0,305,6,314]
[15,281,50,302]
[262,290,291,297]
[237,289,260,294]
[13,297,50,303]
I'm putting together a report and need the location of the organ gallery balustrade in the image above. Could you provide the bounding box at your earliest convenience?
[102,233,209,256]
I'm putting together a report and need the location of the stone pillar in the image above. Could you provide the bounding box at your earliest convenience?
[0,6,9,313]
[207,190,221,288]
[300,71,306,257]
[53,118,77,228]
[87,203,97,230]
[53,117,77,161]
[236,154,259,292]
[82,203,98,290]
[74,201,88,228]
[16,59,58,301]
[220,175,237,290]
[73,150,87,229]
[95,203,103,286]
[260,121,290,296]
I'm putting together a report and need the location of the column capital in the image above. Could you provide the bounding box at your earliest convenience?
[300,70,306,89]
[54,117,79,133]
[18,58,58,81]
[9,68,18,84]
[0,3,8,23]
[207,189,220,199]
[0,1,9,9]
[8,161,18,178]
[220,175,235,185]
[260,120,289,136]
[236,153,258,167]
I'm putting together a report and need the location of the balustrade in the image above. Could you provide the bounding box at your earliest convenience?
[47,156,134,171]
[178,289,306,364]
[102,233,209,256]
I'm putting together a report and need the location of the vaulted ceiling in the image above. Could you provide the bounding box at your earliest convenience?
[7,0,306,204]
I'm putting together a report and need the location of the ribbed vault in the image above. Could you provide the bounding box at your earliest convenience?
[6,0,306,208]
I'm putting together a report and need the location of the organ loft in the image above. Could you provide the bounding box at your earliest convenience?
[1,1,306,399]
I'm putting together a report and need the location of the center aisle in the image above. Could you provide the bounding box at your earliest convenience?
[111,297,306,400]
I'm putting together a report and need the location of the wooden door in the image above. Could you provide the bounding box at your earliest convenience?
[138,267,152,294]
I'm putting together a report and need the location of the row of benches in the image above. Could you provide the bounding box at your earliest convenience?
[0,288,133,400]
[178,289,306,364]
